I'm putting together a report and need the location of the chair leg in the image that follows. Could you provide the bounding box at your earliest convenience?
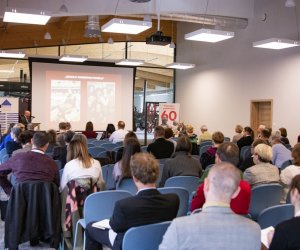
[73,221,80,250]
[83,232,86,250]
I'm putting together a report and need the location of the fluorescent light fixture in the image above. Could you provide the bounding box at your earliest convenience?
[185,28,234,43]
[101,18,152,34]
[59,55,88,62]
[0,51,26,58]
[0,70,14,73]
[4,8,51,25]
[253,38,299,49]
[115,59,144,66]
[165,62,195,70]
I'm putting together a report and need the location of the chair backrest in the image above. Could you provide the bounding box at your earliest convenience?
[122,221,171,250]
[257,204,294,229]
[199,140,213,148]
[115,141,124,147]
[88,147,106,157]
[1,154,9,163]
[199,145,210,157]
[158,187,189,217]
[249,184,283,220]
[156,164,164,186]
[102,164,116,190]
[0,148,8,163]
[280,159,293,171]
[224,137,231,142]
[159,158,169,165]
[84,190,132,224]
[92,140,107,147]
[240,146,251,161]
[116,178,137,195]
[101,143,118,151]
[141,145,148,152]
[164,176,200,195]
[87,143,95,148]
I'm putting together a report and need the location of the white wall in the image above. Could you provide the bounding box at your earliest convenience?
[176,0,300,145]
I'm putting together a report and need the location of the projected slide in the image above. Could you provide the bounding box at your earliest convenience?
[51,80,81,122]
[31,61,133,131]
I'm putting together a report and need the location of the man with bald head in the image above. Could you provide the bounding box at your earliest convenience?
[159,162,260,250]
[109,121,128,143]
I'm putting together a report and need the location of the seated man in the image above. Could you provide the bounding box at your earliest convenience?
[0,131,59,195]
[191,142,251,215]
[159,162,261,250]
[86,152,179,250]
[109,121,128,143]
[147,126,174,159]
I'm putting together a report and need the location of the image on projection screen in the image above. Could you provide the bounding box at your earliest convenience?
[31,61,133,131]
[50,80,81,122]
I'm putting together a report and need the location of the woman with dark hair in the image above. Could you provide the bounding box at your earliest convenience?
[82,121,97,139]
[60,139,104,190]
[12,130,33,156]
[112,138,141,183]
[0,123,15,150]
[46,129,58,154]
[6,127,22,156]
[268,175,300,250]
[237,126,254,150]
[100,123,116,140]
[160,135,202,186]
[279,127,290,145]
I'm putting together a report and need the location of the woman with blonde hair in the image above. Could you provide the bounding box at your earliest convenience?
[232,124,243,143]
[243,143,280,187]
[60,139,104,190]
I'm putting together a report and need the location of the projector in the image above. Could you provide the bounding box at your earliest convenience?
[146,31,171,46]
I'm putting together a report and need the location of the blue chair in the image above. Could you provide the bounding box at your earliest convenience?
[0,148,8,163]
[116,178,137,195]
[156,164,164,186]
[158,187,189,217]
[73,190,132,250]
[164,176,200,195]
[199,140,212,148]
[224,137,231,142]
[92,140,107,147]
[87,143,95,148]
[101,143,118,151]
[257,204,294,229]
[115,141,124,147]
[159,158,169,165]
[1,154,9,163]
[280,159,292,171]
[240,146,251,161]
[122,221,171,250]
[141,145,148,152]
[102,164,116,190]
[88,147,106,158]
[199,145,210,157]
[249,184,283,221]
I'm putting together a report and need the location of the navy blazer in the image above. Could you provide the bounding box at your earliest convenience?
[110,188,179,250]
[147,138,174,159]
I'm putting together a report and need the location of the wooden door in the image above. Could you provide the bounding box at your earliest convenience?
[250,100,273,137]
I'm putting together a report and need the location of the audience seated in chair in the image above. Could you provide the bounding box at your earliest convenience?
[191,142,251,215]
[147,126,174,159]
[109,121,128,143]
[243,144,280,187]
[85,152,179,250]
[159,162,261,250]
[198,125,212,144]
[159,135,202,187]
[268,175,300,250]
[280,143,300,201]
[200,131,224,169]
[237,126,254,150]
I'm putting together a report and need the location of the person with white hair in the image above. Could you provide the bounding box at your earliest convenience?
[198,125,212,144]
[159,162,261,250]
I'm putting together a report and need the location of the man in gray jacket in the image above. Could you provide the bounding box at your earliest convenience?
[159,162,261,250]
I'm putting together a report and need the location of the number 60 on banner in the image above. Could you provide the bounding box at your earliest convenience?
[161,110,177,121]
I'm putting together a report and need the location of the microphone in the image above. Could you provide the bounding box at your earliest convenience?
[31,115,35,119]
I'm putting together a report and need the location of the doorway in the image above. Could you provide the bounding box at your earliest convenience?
[250,100,273,137]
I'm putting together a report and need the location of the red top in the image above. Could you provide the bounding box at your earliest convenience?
[190,180,251,215]
[82,131,97,139]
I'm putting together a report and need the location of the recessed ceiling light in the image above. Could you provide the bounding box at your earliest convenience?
[165,62,195,70]
[59,55,88,62]
[115,59,144,66]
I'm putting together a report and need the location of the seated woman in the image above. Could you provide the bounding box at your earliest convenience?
[6,127,22,157]
[159,135,202,187]
[82,121,97,139]
[185,124,199,155]
[232,124,243,143]
[237,126,254,150]
[100,123,115,140]
[279,127,290,145]
[112,138,141,183]
[280,143,300,200]
[200,131,224,169]
[243,144,280,187]
[60,139,104,191]
[12,130,33,156]
[268,175,300,250]
[0,123,15,150]
[270,131,292,168]
[46,129,58,154]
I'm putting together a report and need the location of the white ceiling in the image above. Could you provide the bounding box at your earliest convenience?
[0,0,254,20]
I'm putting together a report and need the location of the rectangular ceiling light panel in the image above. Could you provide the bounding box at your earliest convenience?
[102,18,152,34]
[59,55,88,62]
[253,38,299,50]
[115,59,144,66]
[185,28,234,43]
[4,8,51,25]
[165,62,195,70]
[0,51,26,59]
